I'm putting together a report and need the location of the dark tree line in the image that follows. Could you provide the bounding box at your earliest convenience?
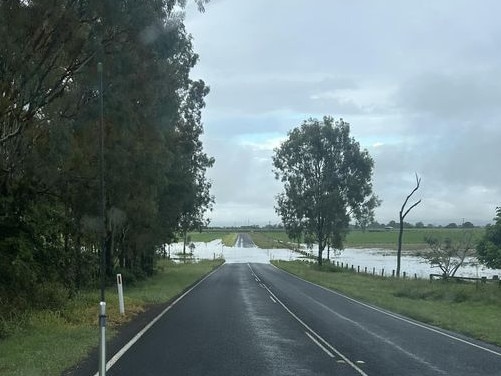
[0,0,213,314]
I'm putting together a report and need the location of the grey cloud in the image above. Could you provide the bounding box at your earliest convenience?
[395,71,501,120]
[187,0,501,226]
[205,76,367,116]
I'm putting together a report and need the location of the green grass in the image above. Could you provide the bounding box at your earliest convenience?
[248,231,296,249]
[273,260,501,346]
[221,233,238,247]
[189,228,485,250]
[0,259,223,376]
[187,231,237,247]
[345,228,485,249]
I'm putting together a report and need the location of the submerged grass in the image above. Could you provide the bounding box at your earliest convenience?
[0,259,223,375]
[273,260,501,346]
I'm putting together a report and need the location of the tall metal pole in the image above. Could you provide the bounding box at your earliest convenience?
[97,61,107,376]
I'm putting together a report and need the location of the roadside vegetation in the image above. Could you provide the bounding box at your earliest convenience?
[273,260,501,346]
[1,0,214,338]
[0,259,222,376]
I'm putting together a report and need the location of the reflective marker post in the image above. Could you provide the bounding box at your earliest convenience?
[99,301,106,375]
[117,274,125,315]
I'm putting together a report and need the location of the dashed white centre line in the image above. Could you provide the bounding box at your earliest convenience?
[248,264,368,376]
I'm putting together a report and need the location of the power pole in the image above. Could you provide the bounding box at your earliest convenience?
[97,61,107,376]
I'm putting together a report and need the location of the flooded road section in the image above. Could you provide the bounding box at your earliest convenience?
[166,235,501,279]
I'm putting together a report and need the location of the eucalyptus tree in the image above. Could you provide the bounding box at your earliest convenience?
[0,0,214,311]
[273,117,379,266]
[176,79,215,253]
[477,207,501,269]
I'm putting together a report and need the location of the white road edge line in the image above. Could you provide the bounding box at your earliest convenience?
[249,264,368,376]
[93,264,224,376]
[305,331,335,358]
[271,264,501,358]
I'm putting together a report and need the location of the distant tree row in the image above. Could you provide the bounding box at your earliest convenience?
[365,221,477,229]
[0,0,213,314]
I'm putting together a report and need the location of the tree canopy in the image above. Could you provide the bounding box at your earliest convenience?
[477,207,501,269]
[0,0,213,314]
[272,117,379,265]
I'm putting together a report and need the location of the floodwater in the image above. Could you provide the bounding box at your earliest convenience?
[166,239,501,280]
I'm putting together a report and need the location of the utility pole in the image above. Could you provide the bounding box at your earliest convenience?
[97,61,107,376]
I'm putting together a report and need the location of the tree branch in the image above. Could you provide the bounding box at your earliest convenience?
[400,173,421,220]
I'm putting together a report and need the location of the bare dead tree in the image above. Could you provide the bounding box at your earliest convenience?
[397,173,421,277]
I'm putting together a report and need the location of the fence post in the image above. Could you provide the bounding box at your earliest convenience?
[392,270,395,277]
[403,272,406,279]
[381,268,384,277]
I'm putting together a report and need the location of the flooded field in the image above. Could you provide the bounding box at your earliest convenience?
[166,239,501,280]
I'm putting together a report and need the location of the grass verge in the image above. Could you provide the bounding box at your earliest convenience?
[272,260,501,346]
[187,231,237,247]
[0,259,223,376]
[248,231,295,249]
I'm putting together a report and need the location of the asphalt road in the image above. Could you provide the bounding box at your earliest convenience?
[234,232,256,247]
[93,253,501,375]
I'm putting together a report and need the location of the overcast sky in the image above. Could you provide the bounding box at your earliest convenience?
[184,0,501,227]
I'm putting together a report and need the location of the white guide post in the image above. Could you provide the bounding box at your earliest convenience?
[117,274,125,315]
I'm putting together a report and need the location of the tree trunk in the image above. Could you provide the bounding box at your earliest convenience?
[396,173,421,277]
[318,249,323,266]
[183,230,187,255]
[397,217,404,276]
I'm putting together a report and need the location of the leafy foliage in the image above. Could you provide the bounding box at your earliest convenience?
[477,207,501,269]
[272,117,379,265]
[0,0,213,315]
[422,231,475,277]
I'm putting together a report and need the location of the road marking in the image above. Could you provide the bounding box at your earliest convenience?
[93,264,224,375]
[269,295,277,304]
[304,294,447,374]
[305,331,335,358]
[273,264,501,358]
[249,265,368,376]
